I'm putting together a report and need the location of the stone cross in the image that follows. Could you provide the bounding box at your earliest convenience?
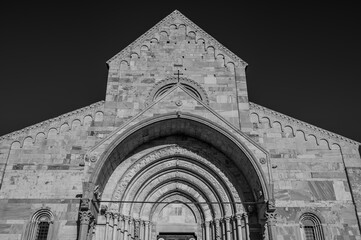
[174,70,183,82]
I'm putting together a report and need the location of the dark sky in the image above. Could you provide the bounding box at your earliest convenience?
[0,3,360,143]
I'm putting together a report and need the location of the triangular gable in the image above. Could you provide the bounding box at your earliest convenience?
[106,10,247,67]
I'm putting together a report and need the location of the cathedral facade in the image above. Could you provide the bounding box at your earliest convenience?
[0,10,360,240]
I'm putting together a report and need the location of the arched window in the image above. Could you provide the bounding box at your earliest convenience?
[23,208,54,240]
[300,213,324,240]
[146,77,209,105]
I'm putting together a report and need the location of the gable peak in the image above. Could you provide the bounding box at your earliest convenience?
[107,10,247,66]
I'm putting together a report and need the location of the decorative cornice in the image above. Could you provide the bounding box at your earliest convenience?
[249,101,360,146]
[0,101,105,141]
[106,10,247,66]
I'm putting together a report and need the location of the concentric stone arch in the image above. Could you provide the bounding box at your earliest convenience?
[88,112,270,201]
[86,112,272,239]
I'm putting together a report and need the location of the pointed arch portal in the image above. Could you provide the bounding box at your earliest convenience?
[82,113,273,240]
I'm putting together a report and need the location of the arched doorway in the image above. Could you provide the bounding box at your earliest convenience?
[81,114,273,240]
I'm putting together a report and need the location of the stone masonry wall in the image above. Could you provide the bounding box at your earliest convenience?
[0,10,360,240]
[0,103,107,240]
[249,105,361,240]
[104,14,251,133]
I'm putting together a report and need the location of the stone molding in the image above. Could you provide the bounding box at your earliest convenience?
[106,10,247,67]
[145,76,210,105]
[0,100,105,141]
[110,146,242,213]
[88,111,271,204]
[249,101,360,146]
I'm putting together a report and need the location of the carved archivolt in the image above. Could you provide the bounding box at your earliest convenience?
[125,170,223,218]
[150,194,202,222]
[112,145,240,202]
[140,182,212,221]
[108,145,244,221]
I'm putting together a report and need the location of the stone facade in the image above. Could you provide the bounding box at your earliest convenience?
[0,10,360,240]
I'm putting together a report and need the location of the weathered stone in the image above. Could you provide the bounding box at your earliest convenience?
[0,9,360,240]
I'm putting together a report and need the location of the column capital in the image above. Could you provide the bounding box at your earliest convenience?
[105,211,112,219]
[235,213,243,220]
[100,205,108,215]
[113,212,120,219]
[224,216,231,222]
[79,210,93,225]
[265,211,277,226]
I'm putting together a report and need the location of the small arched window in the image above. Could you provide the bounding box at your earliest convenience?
[300,213,324,240]
[24,208,54,240]
[146,77,209,105]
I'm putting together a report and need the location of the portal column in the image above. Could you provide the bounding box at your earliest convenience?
[135,219,140,240]
[124,216,130,240]
[225,217,231,240]
[88,218,96,240]
[78,198,93,240]
[264,211,277,240]
[118,215,124,240]
[104,212,112,240]
[129,218,134,240]
[144,221,149,240]
[210,220,215,240]
[235,214,243,240]
[202,222,206,240]
[113,213,120,240]
[243,213,250,240]
[79,210,93,240]
[221,219,226,240]
[205,221,211,240]
[214,219,221,240]
[140,220,144,240]
[232,217,237,240]
[148,222,153,240]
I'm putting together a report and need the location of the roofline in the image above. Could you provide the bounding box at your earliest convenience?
[0,101,105,141]
[249,101,360,146]
[106,10,248,66]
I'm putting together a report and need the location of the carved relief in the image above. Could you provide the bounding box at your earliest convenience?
[79,210,93,225]
[131,171,222,217]
[111,146,243,216]
[265,211,277,226]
